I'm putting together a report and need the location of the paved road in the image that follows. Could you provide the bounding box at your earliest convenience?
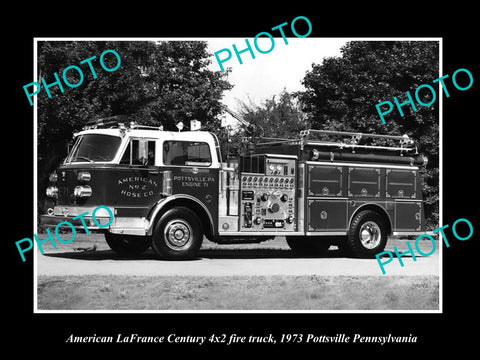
[36,234,440,277]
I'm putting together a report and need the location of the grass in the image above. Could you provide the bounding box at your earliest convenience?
[36,234,439,311]
[37,275,439,311]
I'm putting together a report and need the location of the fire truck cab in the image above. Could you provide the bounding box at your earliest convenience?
[42,117,427,259]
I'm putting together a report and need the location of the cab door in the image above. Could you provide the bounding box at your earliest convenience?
[114,138,164,218]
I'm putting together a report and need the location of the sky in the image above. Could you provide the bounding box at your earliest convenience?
[206,38,348,113]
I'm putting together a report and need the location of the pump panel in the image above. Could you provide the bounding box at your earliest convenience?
[239,155,297,232]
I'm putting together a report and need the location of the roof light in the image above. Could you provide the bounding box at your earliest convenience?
[190,119,201,131]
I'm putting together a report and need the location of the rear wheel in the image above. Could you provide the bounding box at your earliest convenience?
[346,210,388,258]
[151,207,203,260]
[104,233,151,255]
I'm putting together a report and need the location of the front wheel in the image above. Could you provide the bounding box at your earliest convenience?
[151,207,203,260]
[346,210,388,258]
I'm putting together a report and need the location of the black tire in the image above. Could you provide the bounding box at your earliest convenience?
[346,210,388,258]
[286,236,331,256]
[104,233,151,255]
[151,207,203,260]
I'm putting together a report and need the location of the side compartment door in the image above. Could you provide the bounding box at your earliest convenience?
[307,199,348,232]
[394,200,423,232]
[306,164,348,233]
[163,140,219,232]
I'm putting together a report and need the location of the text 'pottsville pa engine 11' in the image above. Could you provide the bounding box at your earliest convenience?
[42,116,428,259]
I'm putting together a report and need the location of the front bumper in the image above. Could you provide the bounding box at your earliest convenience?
[40,214,108,230]
[40,205,113,230]
[40,205,149,235]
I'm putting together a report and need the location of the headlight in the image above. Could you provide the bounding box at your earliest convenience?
[74,185,92,198]
[77,171,91,181]
[46,186,58,197]
[48,172,58,182]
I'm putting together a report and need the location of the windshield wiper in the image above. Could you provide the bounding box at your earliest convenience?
[75,156,95,163]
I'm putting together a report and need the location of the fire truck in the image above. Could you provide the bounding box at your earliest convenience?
[42,115,427,259]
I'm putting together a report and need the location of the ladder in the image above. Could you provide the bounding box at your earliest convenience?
[298,129,417,154]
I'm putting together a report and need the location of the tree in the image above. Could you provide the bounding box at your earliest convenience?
[297,41,439,229]
[225,89,308,156]
[37,40,232,208]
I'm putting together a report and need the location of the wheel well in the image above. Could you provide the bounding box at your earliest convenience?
[149,198,214,239]
[350,204,392,235]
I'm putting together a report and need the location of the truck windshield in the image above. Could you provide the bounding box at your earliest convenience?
[67,134,122,163]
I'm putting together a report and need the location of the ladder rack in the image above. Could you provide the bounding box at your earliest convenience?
[301,129,413,144]
[129,123,164,131]
[83,116,164,131]
[299,129,416,153]
[256,129,418,154]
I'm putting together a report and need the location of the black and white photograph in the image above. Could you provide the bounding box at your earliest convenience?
[32,37,441,313]
[7,6,478,355]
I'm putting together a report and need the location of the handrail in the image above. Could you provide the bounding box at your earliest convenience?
[300,129,414,144]
[129,123,164,131]
[254,129,418,154]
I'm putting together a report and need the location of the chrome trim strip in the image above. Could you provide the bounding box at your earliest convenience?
[219,231,348,236]
[305,231,347,236]
[218,231,305,236]
[304,161,418,170]
[263,153,298,159]
[394,198,423,202]
[53,205,114,217]
[393,231,427,236]
[109,229,147,236]
[306,197,349,200]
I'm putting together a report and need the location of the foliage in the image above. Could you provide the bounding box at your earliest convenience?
[225,90,309,156]
[299,41,438,150]
[240,89,309,138]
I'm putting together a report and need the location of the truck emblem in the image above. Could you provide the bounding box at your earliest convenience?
[117,176,158,198]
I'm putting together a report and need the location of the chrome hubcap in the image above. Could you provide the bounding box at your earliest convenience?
[359,221,381,249]
[164,220,192,250]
